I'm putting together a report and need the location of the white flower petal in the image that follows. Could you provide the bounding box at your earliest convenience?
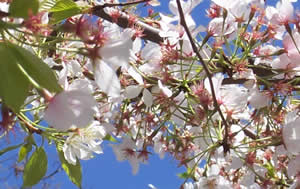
[58,62,69,89]
[283,115,300,155]
[68,79,93,94]
[205,73,224,99]
[98,29,133,70]
[158,80,172,97]
[128,66,144,85]
[248,89,270,109]
[63,145,77,165]
[44,90,96,131]
[125,85,143,99]
[142,89,153,107]
[94,60,121,97]
[129,158,140,175]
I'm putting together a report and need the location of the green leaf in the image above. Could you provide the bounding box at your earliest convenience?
[9,0,39,19]
[177,168,193,179]
[18,143,32,162]
[7,42,62,93]
[50,0,78,12]
[40,0,58,11]
[177,171,189,179]
[51,8,81,24]
[103,134,117,142]
[0,42,62,112]
[0,43,30,112]
[26,134,36,146]
[0,143,23,156]
[57,147,82,188]
[23,147,48,187]
[49,0,81,24]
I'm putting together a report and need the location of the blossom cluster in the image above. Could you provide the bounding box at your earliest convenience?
[1,0,300,188]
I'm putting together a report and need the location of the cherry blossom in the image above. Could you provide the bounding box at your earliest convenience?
[110,137,146,175]
[205,73,248,119]
[63,121,106,165]
[266,0,294,25]
[283,31,300,62]
[44,90,97,131]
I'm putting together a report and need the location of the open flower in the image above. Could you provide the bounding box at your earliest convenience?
[110,137,146,175]
[266,0,294,25]
[44,89,96,131]
[205,73,248,119]
[185,164,232,189]
[212,0,251,22]
[63,121,106,165]
[283,31,300,62]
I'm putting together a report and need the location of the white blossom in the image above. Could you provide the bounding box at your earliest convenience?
[63,122,106,165]
[44,90,96,131]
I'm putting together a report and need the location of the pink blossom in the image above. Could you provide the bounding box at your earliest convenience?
[266,0,294,25]
[248,87,271,109]
[110,137,146,175]
[212,0,251,22]
[44,90,96,131]
[205,73,248,118]
[283,31,300,62]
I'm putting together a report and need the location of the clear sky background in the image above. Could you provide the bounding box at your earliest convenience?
[0,0,284,188]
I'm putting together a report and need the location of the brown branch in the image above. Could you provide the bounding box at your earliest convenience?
[95,0,150,8]
[0,10,9,17]
[91,5,164,44]
[175,0,230,153]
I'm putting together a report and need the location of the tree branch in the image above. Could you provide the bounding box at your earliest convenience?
[175,0,230,153]
[91,5,164,44]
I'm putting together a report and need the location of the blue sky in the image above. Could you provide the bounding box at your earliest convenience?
[0,1,210,189]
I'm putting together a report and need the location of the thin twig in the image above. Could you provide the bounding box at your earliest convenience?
[175,0,230,153]
[17,114,42,134]
[42,166,62,180]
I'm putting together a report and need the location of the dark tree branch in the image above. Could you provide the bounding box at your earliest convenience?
[94,0,150,8]
[175,0,231,153]
[91,5,164,44]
